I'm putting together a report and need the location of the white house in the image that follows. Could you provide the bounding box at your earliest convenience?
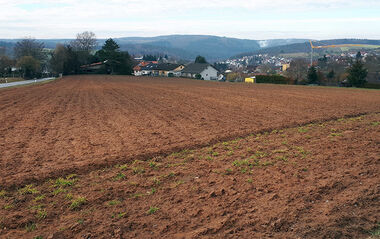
[181,63,219,81]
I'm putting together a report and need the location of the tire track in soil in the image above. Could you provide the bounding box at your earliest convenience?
[0,80,81,183]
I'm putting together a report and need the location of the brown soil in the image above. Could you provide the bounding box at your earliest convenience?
[0,112,379,238]
[1,75,379,188]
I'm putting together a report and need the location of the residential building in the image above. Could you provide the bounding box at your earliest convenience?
[152,63,184,77]
[181,63,219,81]
[133,61,158,76]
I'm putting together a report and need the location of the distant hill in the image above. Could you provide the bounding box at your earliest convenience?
[2,36,379,61]
[257,39,309,48]
[115,35,262,61]
[0,35,262,61]
[0,35,311,61]
[0,41,16,56]
[236,39,380,57]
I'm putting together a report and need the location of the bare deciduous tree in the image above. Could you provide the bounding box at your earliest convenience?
[14,38,45,61]
[70,31,97,52]
[285,58,308,84]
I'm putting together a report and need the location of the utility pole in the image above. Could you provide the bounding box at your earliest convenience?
[309,40,314,66]
[310,47,313,66]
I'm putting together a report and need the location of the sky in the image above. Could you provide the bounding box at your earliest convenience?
[1,0,380,40]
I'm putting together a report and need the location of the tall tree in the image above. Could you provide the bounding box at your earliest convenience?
[195,55,207,64]
[70,31,97,66]
[96,38,120,60]
[285,58,308,84]
[143,55,157,61]
[70,31,97,52]
[50,44,68,74]
[356,51,362,60]
[326,69,335,84]
[17,56,40,79]
[347,60,368,87]
[63,46,80,75]
[307,66,318,84]
[14,38,45,61]
[0,55,13,77]
[117,52,134,75]
[95,39,133,75]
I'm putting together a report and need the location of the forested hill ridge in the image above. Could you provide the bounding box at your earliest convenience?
[235,39,380,58]
[1,36,380,61]
[0,35,308,61]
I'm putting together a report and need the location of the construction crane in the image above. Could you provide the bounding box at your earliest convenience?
[309,40,365,65]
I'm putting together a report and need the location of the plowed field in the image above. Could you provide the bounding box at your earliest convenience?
[1,75,379,187]
[0,75,379,238]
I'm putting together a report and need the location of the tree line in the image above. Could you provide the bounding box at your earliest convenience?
[0,31,134,79]
[285,53,370,87]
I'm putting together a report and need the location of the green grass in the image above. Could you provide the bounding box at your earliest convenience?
[36,209,47,220]
[19,184,39,195]
[224,168,233,175]
[132,167,145,174]
[370,223,380,236]
[147,206,159,215]
[165,172,175,178]
[206,156,213,161]
[52,187,67,196]
[70,196,87,210]
[330,132,343,137]
[34,195,45,202]
[279,53,310,58]
[4,204,13,210]
[211,151,219,157]
[175,180,184,186]
[233,159,251,167]
[149,161,158,169]
[255,151,268,158]
[65,193,73,200]
[108,200,121,206]
[298,127,309,133]
[152,177,161,185]
[25,223,37,232]
[54,177,76,187]
[371,121,379,126]
[131,193,145,198]
[119,164,128,170]
[276,155,288,162]
[112,212,127,219]
[0,190,6,198]
[114,172,126,180]
[295,146,311,159]
[272,149,288,154]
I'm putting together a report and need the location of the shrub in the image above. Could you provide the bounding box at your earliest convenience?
[255,75,291,84]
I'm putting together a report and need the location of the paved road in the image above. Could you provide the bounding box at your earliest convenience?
[0,77,55,89]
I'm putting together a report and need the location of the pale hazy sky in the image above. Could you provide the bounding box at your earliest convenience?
[1,0,380,40]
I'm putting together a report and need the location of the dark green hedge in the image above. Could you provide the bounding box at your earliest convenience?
[255,75,291,84]
[363,83,380,89]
